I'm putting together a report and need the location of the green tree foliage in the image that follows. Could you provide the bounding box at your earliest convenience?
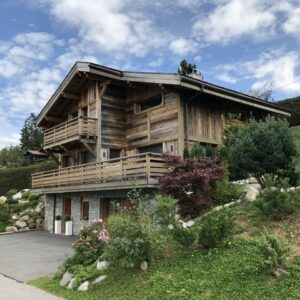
[221,116,295,187]
[0,146,24,167]
[178,59,197,75]
[278,96,300,126]
[20,113,43,151]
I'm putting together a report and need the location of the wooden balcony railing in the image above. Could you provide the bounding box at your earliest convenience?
[44,117,97,149]
[32,153,169,193]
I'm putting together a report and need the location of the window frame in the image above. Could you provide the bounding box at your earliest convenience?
[134,93,165,115]
[81,196,90,221]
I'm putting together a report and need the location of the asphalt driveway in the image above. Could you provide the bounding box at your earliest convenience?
[0,231,75,282]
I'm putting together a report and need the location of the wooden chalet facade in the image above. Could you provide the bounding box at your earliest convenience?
[32,62,289,234]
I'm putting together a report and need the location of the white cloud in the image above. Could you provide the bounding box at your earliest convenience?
[216,73,237,84]
[192,0,276,44]
[0,32,63,78]
[215,50,300,95]
[282,5,300,38]
[169,38,198,56]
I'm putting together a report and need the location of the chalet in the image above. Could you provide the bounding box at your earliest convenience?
[32,62,289,234]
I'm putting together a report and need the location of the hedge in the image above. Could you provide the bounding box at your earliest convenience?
[278,96,300,126]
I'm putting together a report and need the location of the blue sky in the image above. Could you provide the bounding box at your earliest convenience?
[0,0,300,148]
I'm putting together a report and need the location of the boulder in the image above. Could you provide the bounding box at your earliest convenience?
[36,218,43,225]
[18,200,30,205]
[15,220,27,228]
[5,226,18,233]
[245,188,260,202]
[12,192,22,201]
[29,223,36,229]
[0,196,7,205]
[35,202,44,213]
[11,214,19,221]
[19,227,29,232]
[140,261,148,271]
[67,278,76,290]
[60,271,73,287]
[27,218,35,224]
[186,220,195,228]
[96,260,108,271]
[92,275,107,285]
[78,281,89,292]
[19,215,29,222]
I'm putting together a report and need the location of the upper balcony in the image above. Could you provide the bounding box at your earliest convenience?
[32,153,169,194]
[44,117,98,150]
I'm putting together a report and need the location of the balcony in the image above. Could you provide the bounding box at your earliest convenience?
[32,153,169,194]
[44,117,98,150]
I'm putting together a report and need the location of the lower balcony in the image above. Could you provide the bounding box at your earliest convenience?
[32,153,168,194]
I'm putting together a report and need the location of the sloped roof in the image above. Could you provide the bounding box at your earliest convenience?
[36,61,290,125]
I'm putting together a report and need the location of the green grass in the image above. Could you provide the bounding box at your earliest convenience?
[291,126,300,155]
[31,201,300,300]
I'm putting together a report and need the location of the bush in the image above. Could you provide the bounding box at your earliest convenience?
[171,225,196,249]
[198,210,234,249]
[5,189,18,200]
[22,191,31,199]
[102,214,159,269]
[221,116,295,187]
[212,179,244,205]
[258,228,289,275]
[72,264,102,288]
[160,155,224,218]
[254,187,300,220]
[152,195,177,227]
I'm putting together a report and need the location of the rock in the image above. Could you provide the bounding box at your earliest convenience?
[29,223,36,229]
[11,214,19,220]
[60,271,73,287]
[19,215,29,222]
[5,226,18,233]
[18,200,30,205]
[36,218,43,225]
[19,209,30,217]
[67,278,76,290]
[92,275,107,285]
[78,281,89,292]
[0,196,7,205]
[12,192,22,201]
[27,218,35,224]
[245,188,260,202]
[19,227,29,232]
[35,202,44,213]
[212,205,223,212]
[140,261,148,271]
[15,220,27,228]
[22,189,30,192]
[186,220,195,227]
[96,260,108,271]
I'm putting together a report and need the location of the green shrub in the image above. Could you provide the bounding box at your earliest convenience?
[153,195,177,227]
[73,264,102,288]
[254,187,300,220]
[212,179,244,205]
[22,191,31,199]
[258,228,289,274]
[29,194,39,202]
[102,214,159,269]
[198,210,234,249]
[171,225,196,249]
[5,189,18,200]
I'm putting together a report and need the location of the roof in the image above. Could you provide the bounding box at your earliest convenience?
[36,61,290,125]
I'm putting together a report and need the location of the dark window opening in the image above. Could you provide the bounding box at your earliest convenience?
[62,156,73,168]
[138,95,162,112]
[81,197,89,220]
[82,107,88,118]
[71,111,78,119]
[139,143,163,154]
[81,151,93,164]
[110,149,121,159]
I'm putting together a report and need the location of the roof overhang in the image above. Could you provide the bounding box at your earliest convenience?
[36,61,290,125]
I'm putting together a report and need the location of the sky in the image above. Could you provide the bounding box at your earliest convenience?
[0,0,300,149]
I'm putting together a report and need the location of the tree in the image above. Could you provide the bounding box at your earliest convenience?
[0,146,24,167]
[178,59,197,76]
[20,113,43,151]
[221,116,295,187]
[248,83,274,102]
[159,155,224,218]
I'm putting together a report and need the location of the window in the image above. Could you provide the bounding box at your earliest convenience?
[139,143,163,154]
[110,149,121,159]
[82,107,88,118]
[136,95,163,112]
[62,155,73,167]
[81,151,93,164]
[81,197,89,220]
[71,111,78,119]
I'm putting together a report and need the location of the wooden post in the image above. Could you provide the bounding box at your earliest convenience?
[177,95,185,157]
[146,154,151,183]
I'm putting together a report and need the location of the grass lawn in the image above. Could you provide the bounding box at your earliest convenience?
[31,202,300,300]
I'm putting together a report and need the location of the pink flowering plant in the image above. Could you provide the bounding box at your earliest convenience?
[71,219,109,266]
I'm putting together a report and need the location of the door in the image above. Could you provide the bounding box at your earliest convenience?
[62,198,71,233]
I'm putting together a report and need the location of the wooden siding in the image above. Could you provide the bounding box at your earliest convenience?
[126,87,181,150]
[32,153,168,194]
[187,100,223,145]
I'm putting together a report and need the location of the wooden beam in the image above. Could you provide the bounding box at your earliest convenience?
[44,116,63,123]
[44,150,60,166]
[61,92,81,100]
[82,142,96,159]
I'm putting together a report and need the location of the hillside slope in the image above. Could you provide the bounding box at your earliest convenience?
[278,96,300,126]
[32,202,300,300]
